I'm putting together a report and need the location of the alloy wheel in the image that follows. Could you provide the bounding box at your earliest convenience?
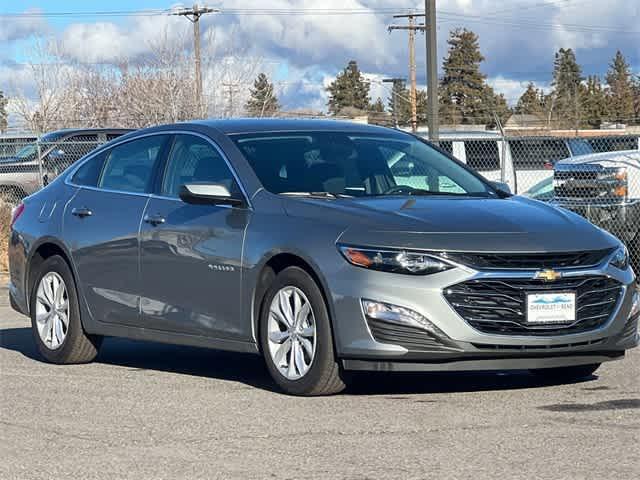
[267,286,317,380]
[35,272,69,350]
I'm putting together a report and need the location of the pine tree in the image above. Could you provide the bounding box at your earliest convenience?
[370,97,385,113]
[439,28,503,126]
[326,60,371,115]
[582,76,608,128]
[0,91,7,133]
[549,48,584,129]
[245,73,279,117]
[633,75,640,125]
[515,82,544,115]
[387,80,411,125]
[605,50,634,124]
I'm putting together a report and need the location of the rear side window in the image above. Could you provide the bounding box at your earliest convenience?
[98,135,168,193]
[72,150,108,187]
[464,140,500,171]
[588,136,639,153]
[510,139,570,170]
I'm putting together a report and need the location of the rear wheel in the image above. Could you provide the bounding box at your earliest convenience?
[30,255,101,364]
[259,267,345,396]
[530,363,601,381]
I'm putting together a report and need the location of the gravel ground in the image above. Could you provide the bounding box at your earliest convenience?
[1,288,638,480]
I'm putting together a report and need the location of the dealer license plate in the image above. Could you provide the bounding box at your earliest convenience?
[526,292,576,324]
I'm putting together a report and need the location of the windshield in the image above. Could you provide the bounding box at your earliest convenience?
[13,143,38,161]
[567,138,594,156]
[232,131,495,198]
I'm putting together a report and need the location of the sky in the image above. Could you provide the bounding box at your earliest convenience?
[1,0,639,117]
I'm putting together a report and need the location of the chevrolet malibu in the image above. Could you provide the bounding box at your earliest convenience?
[8,120,639,395]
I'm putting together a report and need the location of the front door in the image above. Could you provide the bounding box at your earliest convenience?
[138,133,250,340]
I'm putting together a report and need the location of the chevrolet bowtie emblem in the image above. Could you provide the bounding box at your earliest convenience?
[534,269,563,282]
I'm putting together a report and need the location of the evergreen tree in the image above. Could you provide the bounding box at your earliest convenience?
[439,28,504,126]
[370,97,385,113]
[633,75,640,125]
[326,60,371,115]
[515,82,544,115]
[582,76,608,128]
[605,50,634,124]
[549,48,584,129]
[0,91,7,133]
[245,73,279,117]
[387,80,411,125]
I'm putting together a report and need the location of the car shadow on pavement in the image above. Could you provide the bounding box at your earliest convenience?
[0,326,597,395]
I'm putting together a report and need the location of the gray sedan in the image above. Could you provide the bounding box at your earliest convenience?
[8,120,639,395]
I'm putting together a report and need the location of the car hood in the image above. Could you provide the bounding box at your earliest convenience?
[556,151,640,169]
[284,195,618,253]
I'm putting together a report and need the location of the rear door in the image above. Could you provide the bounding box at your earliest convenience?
[64,134,171,326]
[138,133,250,339]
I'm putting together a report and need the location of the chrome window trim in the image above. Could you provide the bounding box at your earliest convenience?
[64,130,252,208]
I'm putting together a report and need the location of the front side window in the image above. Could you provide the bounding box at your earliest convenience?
[232,131,493,197]
[162,134,239,198]
[98,136,168,193]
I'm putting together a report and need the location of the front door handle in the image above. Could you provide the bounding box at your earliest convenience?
[71,207,92,218]
[143,214,166,226]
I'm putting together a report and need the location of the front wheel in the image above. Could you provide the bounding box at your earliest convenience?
[259,267,346,396]
[530,363,601,381]
[30,255,101,364]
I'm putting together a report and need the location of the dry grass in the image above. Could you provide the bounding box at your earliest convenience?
[0,200,12,272]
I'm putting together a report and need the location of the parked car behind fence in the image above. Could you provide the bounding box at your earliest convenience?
[0,128,132,204]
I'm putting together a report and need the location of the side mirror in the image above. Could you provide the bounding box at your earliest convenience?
[491,181,512,195]
[179,183,244,207]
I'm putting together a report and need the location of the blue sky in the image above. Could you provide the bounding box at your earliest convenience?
[2,0,639,113]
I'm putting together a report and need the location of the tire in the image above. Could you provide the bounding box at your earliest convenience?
[259,266,346,396]
[530,363,601,381]
[30,255,101,364]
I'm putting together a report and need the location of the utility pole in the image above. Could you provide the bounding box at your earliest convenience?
[425,0,439,143]
[382,78,406,128]
[389,14,425,133]
[171,4,218,118]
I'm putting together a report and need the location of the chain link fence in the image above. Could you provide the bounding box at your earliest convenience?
[426,132,640,273]
[0,129,638,272]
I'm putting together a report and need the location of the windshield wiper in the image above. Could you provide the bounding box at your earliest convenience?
[280,191,353,199]
[406,189,469,197]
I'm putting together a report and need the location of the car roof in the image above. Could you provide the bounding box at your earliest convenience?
[187,118,405,136]
[40,128,134,143]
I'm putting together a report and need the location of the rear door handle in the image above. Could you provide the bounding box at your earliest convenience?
[143,214,166,226]
[71,207,92,218]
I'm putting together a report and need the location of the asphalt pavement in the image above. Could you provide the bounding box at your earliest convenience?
[1,287,638,480]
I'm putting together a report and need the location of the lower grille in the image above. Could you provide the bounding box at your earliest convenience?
[366,318,460,352]
[444,276,622,336]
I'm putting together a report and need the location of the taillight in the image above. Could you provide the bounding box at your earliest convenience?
[10,203,25,228]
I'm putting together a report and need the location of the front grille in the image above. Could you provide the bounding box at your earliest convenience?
[366,318,460,352]
[444,249,612,270]
[444,276,622,336]
[554,167,626,201]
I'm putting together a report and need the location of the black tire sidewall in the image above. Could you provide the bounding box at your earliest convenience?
[259,267,338,395]
[30,255,85,363]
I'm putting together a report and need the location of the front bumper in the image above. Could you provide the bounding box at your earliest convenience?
[329,259,639,371]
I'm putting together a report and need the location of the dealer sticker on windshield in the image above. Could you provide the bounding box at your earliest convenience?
[526,292,576,324]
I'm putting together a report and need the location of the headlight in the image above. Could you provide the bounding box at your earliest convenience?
[609,245,629,270]
[338,245,454,275]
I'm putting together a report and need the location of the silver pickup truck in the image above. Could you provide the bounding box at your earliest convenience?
[553,150,640,273]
